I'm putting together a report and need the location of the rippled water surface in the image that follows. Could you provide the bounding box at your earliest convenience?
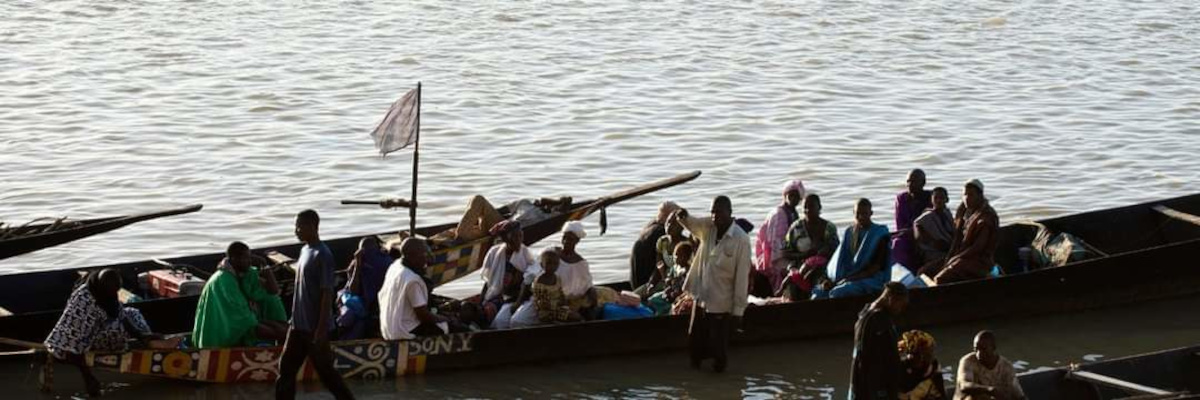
[3,0,1199,397]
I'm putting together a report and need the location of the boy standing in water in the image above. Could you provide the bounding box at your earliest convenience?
[276,209,354,400]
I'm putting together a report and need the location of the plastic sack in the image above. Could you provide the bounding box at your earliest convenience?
[600,303,654,320]
[890,264,927,288]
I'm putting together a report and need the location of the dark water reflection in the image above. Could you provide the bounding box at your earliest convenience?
[7,296,1199,399]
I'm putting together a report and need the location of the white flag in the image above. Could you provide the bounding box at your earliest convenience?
[369,88,419,157]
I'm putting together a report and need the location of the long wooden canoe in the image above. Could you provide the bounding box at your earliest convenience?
[0,171,701,342]
[0,204,204,261]
[5,192,1200,384]
[1017,344,1200,399]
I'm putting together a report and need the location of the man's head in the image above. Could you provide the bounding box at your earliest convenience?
[854,198,874,229]
[783,180,805,208]
[226,241,252,273]
[294,209,320,243]
[964,180,986,210]
[879,281,909,314]
[973,330,999,366]
[803,193,822,221]
[674,241,694,269]
[931,187,949,210]
[906,169,927,195]
[399,237,431,271]
[711,195,733,230]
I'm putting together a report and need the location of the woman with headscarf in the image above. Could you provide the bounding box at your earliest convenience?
[44,269,175,396]
[899,330,946,400]
[557,221,594,304]
[479,220,539,327]
[558,220,619,317]
[755,180,805,296]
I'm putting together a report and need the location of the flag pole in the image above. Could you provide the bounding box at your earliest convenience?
[409,82,421,235]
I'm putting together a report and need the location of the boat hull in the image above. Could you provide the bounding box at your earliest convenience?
[1017,345,1200,399]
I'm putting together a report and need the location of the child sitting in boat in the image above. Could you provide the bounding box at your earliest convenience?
[645,241,693,316]
[529,247,582,325]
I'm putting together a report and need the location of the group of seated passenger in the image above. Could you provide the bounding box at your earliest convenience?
[748,169,1002,302]
[180,169,1004,350]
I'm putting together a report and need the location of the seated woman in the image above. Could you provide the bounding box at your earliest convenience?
[899,330,946,400]
[754,180,805,297]
[336,236,394,339]
[812,198,892,299]
[646,241,694,316]
[553,221,592,307]
[913,187,954,275]
[45,269,178,396]
[193,242,288,348]
[778,193,840,300]
[479,220,539,327]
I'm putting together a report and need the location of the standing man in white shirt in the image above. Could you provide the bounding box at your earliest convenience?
[379,238,447,340]
[672,195,752,373]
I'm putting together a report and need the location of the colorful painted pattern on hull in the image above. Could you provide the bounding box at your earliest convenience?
[89,333,475,383]
[424,241,487,287]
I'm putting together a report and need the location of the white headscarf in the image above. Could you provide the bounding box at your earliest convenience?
[562,220,587,240]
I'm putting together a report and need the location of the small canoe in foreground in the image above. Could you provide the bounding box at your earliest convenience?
[8,192,1200,384]
[1018,344,1200,399]
[0,204,204,261]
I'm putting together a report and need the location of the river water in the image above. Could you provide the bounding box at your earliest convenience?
[2,0,1199,397]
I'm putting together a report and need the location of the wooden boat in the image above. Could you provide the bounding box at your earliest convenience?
[0,171,701,340]
[4,192,1199,385]
[0,204,203,261]
[1017,344,1200,399]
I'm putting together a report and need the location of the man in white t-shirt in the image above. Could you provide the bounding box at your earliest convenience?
[379,238,447,340]
[955,330,1026,400]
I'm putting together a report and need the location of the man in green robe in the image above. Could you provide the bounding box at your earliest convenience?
[192,241,288,348]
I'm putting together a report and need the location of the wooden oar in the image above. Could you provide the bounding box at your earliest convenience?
[121,204,204,223]
[340,199,415,209]
[569,170,703,235]
[0,336,46,350]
